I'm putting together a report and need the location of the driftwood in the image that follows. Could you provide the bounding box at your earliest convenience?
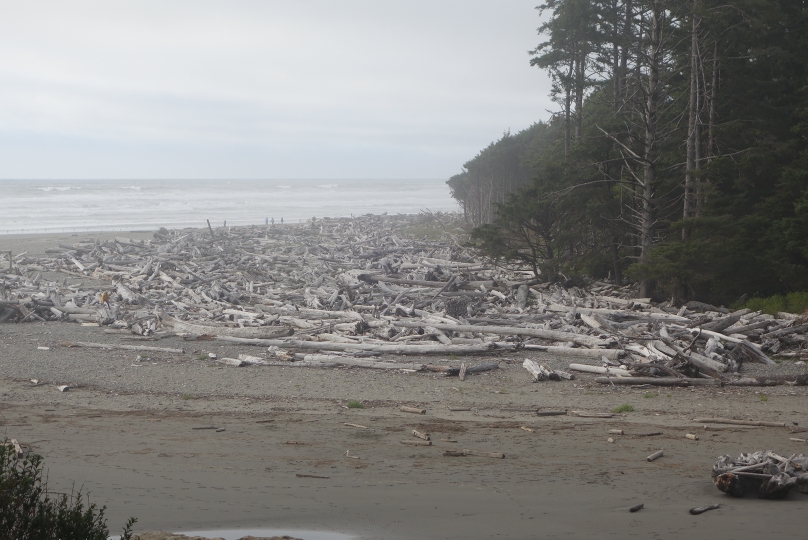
[693,418,786,428]
[569,364,631,377]
[2,212,804,384]
[60,341,185,354]
[647,450,664,462]
[596,377,717,386]
[165,317,293,339]
[713,451,808,499]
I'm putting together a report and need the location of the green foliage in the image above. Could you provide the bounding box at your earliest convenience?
[759,394,769,402]
[450,0,808,304]
[743,292,808,315]
[643,393,658,399]
[0,443,135,540]
[346,400,364,409]
[612,404,634,413]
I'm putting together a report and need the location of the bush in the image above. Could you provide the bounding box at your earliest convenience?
[744,292,808,315]
[0,442,136,540]
[612,404,634,413]
[346,400,364,409]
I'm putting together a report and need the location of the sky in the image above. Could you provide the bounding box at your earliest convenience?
[0,1,553,180]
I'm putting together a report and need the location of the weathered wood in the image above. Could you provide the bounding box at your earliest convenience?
[61,341,185,354]
[400,406,425,414]
[217,337,495,355]
[412,429,430,441]
[761,323,808,340]
[393,321,609,348]
[646,450,664,462]
[569,411,613,418]
[521,345,624,361]
[729,340,776,365]
[596,376,716,386]
[569,364,631,377]
[693,418,786,427]
[165,317,294,339]
[400,439,431,446]
[462,449,505,459]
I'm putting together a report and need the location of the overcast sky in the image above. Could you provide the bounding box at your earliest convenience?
[0,1,552,180]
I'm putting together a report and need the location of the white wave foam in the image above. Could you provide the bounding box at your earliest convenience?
[37,186,81,192]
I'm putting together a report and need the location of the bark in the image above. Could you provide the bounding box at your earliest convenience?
[639,3,662,298]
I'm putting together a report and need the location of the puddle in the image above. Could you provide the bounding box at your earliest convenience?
[178,529,354,540]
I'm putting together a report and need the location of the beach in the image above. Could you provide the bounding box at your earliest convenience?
[1,230,807,540]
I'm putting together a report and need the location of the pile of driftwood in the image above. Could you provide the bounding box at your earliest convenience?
[713,451,808,499]
[0,213,806,383]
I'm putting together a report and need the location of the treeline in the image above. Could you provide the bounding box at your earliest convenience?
[449,0,808,305]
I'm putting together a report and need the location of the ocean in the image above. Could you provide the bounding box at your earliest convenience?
[0,178,457,234]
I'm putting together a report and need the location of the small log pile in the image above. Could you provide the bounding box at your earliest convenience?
[712,451,808,499]
[0,213,806,382]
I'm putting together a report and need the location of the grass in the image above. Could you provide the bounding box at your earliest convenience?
[759,394,769,402]
[612,404,635,413]
[346,400,365,409]
[739,291,808,315]
[181,394,196,400]
[643,392,658,398]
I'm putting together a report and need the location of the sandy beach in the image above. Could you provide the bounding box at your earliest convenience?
[1,231,807,540]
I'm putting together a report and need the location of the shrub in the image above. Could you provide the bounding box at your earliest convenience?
[346,400,364,409]
[0,442,136,540]
[612,404,634,413]
[744,291,808,315]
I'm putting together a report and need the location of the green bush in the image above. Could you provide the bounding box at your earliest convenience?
[744,292,808,315]
[346,400,364,409]
[0,442,136,540]
[612,404,634,413]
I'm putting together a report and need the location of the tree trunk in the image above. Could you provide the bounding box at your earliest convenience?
[683,2,700,233]
[575,48,585,141]
[639,3,661,299]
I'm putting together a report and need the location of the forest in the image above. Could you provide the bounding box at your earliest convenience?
[448,0,808,306]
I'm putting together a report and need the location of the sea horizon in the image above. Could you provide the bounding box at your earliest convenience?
[0,178,457,235]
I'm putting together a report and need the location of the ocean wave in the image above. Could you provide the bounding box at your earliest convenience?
[37,186,81,192]
[317,184,339,188]
[121,186,142,190]
[276,185,291,189]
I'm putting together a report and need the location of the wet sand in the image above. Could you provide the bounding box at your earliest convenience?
[1,231,807,539]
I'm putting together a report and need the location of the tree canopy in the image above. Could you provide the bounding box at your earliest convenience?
[450,0,808,305]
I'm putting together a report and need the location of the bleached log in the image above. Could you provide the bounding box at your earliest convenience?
[215,336,495,355]
[569,363,631,377]
[523,359,550,381]
[165,317,293,339]
[596,376,718,386]
[61,341,185,353]
[301,355,423,370]
[693,417,786,427]
[761,323,808,340]
[517,344,624,361]
[393,321,610,348]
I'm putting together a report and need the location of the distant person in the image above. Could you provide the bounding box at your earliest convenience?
[271,217,275,226]
[265,217,268,225]
[280,217,284,224]
[223,220,226,227]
